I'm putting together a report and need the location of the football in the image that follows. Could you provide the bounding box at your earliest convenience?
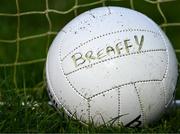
[46,6,178,127]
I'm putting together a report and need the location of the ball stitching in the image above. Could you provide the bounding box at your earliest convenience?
[134,83,145,125]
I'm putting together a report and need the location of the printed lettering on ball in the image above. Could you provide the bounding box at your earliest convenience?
[46,7,178,127]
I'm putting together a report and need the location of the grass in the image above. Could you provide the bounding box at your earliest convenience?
[0,76,180,133]
[0,0,180,133]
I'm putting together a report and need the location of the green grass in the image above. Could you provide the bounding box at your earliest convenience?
[0,0,180,133]
[0,76,180,133]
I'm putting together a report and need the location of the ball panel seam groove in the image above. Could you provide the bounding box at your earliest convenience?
[134,83,145,125]
[118,87,121,125]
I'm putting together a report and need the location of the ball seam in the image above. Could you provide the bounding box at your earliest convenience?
[118,87,121,125]
[46,58,74,117]
[159,32,169,105]
[134,83,145,125]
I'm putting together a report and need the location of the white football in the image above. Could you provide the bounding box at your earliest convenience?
[46,7,178,127]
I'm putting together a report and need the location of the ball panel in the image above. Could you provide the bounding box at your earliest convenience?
[100,7,159,30]
[135,81,165,124]
[66,51,167,98]
[160,30,178,107]
[89,88,119,126]
[119,84,142,127]
[46,41,89,123]
[139,13,178,107]
[62,30,166,74]
[59,7,166,59]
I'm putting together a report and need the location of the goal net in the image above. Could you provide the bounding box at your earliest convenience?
[0,0,180,91]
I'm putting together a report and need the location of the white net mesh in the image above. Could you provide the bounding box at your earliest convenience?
[0,0,180,90]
